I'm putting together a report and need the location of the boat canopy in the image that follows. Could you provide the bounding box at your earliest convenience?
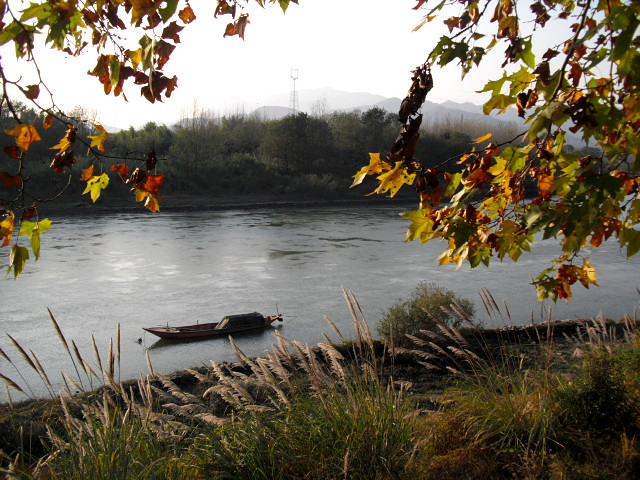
[215,312,265,330]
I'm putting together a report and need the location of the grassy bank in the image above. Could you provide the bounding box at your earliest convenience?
[1,292,639,479]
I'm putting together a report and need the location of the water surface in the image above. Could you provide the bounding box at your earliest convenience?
[1,204,638,399]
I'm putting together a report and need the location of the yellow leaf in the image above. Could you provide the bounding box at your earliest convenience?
[5,125,41,152]
[82,173,110,203]
[88,124,109,152]
[51,137,71,152]
[374,161,416,197]
[135,188,161,212]
[351,153,391,188]
[581,258,598,287]
[473,132,493,143]
[0,211,15,247]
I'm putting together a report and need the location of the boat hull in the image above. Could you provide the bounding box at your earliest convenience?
[143,313,282,339]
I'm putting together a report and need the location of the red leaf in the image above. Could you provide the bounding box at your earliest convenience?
[3,146,21,158]
[162,21,183,42]
[0,172,21,188]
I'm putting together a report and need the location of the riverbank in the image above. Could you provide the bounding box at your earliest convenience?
[1,316,636,473]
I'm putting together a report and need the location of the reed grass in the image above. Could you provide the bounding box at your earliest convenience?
[1,291,639,479]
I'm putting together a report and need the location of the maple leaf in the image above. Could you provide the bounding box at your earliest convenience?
[19,218,51,261]
[80,165,95,181]
[7,245,29,279]
[142,173,164,193]
[3,146,21,158]
[5,124,41,152]
[0,172,21,188]
[178,4,196,23]
[22,84,40,100]
[82,173,110,202]
[111,163,129,181]
[135,188,161,212]
[374,161,416,197]
[88,124,108,152]
[51,125,77,152]
[224,14,249,39]
[351,153,391,187]
[0,211,15,247]
[162,21,183,43]
[50,150,77,173]
[43,114,53,130]
[154,39,175,70]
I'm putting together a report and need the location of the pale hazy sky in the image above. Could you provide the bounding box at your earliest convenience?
[3,0,530,128]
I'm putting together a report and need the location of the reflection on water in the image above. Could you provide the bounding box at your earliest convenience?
[0,204,639,400]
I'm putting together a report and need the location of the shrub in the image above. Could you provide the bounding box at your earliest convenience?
[555,349,638,437]
[376,282,475,348]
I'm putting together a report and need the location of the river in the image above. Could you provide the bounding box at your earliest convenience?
[1,203,639,400]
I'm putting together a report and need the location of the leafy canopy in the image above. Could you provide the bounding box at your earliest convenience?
[0,0,295,277]
[353,0,640,301]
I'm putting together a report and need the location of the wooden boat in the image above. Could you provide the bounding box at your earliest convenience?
[142,312,283,339]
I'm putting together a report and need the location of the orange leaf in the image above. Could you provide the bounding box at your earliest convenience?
[111,163,129,181]
[5,125,41,153]
[80,165,95,181]
[178,4,196,23]
[43,114,53,130]
[143,174,164,193]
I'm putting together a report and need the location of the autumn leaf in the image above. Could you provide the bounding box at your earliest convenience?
[135,188,161,212]
[51,125,77,152]
[7,244,29,279]
[50,150,77,173]
[473,132,493,143]
[43,114,53,130]
[351,153,391,187]
[22,84,40,100]
[0,211,15,247]
[143,173,164,193]
[3,146,21,158]
[0,172,21,188]
[374,161,416,197]
[162,21,183,42]
[111,163,129,181]
[82,173,110,202]
[5,124,41,152]
[178,4,196,23]
[224,14,249,39]
[80,165,95,181]
[88,124,108,152]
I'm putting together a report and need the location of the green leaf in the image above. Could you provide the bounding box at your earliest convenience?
[622,228,640,258]
[482,94,515,115]
[159,0,179,22]
[7,245,29,279]
[278,0,291,12]
[519,36,536,69]
[19,219,51,261]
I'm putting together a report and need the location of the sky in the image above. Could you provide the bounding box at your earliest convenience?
[3,0,519,129]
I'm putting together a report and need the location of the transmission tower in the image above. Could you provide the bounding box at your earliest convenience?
[289,68,299,115]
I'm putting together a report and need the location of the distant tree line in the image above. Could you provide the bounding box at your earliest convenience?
[2,101,593,208]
